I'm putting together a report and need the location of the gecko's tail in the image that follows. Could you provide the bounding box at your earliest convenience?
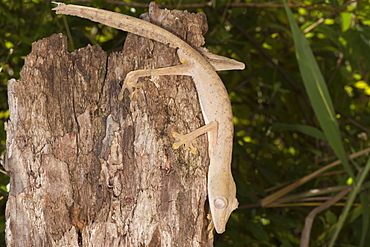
[52,3,189,50]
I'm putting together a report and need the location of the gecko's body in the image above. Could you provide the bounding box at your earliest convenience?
[53,2,244,234]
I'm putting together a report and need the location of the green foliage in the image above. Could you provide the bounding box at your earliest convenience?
[284,0,352,180]
[1,0,370,246]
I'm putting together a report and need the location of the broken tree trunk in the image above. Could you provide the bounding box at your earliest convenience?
[5,4,213,246]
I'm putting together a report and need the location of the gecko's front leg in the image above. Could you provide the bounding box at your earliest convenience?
[118,64,192,100]
[118,51,245,101]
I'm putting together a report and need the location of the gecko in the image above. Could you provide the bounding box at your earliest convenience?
[52,2,245,234]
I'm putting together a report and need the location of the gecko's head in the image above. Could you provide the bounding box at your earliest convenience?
[210,195,238,234]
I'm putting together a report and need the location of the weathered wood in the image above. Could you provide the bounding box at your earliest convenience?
[5,4,212,246]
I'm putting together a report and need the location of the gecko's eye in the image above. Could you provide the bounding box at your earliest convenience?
[214,197,227,209]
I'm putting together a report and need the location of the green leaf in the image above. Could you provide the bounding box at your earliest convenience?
[283,0,353,180]
[341,12,352,32]
[271,123,326,141]
[325,210,337,225]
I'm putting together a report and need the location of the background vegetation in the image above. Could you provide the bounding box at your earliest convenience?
[1,0,370,246]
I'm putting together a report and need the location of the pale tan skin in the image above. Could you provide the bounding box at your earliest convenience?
[53,3,245,234]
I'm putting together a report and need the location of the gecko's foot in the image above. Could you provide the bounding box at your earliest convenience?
[172,132,198,154]
[118,84,136,101]
[51,1,63,6]
[207,214,215,239]
[118,72,141,101]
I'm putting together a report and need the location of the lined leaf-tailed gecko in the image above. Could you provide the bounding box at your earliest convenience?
[53,2,245,234]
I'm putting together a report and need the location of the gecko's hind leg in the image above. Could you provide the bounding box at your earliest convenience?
[118,64,192,100]
[172,121,218,154]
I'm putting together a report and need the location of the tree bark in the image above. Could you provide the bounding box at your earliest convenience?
[5,4,213,246]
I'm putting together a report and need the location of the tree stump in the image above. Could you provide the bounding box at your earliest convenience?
[5,4,213,246]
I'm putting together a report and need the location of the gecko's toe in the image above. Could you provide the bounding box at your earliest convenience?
[172,132,197,154]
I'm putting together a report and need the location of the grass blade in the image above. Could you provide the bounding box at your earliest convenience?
[329,157,370,246]
[260,147,370,207]
[359,190,369,247]
[283,0,354,179]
